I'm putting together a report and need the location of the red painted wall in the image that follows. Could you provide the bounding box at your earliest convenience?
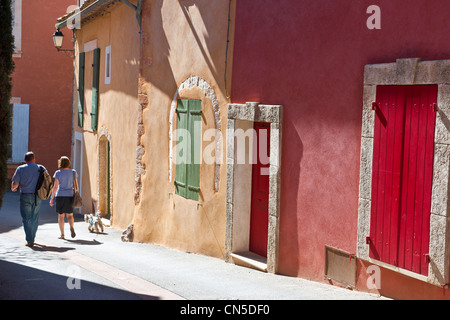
[231,0,450,295]
[10,0,75,176]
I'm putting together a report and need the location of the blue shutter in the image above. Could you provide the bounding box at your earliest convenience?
[12,104,29,163]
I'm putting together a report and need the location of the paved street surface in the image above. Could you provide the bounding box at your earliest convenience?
[0,191,387,302]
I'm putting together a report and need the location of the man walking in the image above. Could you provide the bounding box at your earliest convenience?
[11,151,46,247]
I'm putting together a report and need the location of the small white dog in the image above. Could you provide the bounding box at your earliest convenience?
[84,211,104,233]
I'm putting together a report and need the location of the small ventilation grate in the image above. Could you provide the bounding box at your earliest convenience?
[324,245,357,288]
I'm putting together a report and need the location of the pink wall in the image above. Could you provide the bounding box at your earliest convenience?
[231,0,450,285]
[11,0,75,176]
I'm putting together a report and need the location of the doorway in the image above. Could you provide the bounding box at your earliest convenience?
[98,135,111,219]
[73,132,83,214]
[225,102,283,273]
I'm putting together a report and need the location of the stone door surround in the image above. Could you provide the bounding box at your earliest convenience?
[225,102,283,273]
[357,58,450,286]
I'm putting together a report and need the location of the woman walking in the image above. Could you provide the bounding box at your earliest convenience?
[49,156,78,239]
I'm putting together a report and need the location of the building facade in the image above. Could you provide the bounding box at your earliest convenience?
[131,0,233,257]
[57,0,140,227]
[58,0,450,299]
[60,0,232,257]
[9,0,74,178]
[230,0,450,299]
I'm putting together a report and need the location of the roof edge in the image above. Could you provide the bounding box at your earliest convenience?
[56,0,119,30]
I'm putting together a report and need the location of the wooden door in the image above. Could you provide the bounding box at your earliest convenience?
[249,122,270,257]
[369,85,437,276]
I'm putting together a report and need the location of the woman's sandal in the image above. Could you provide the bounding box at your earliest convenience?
[58,235,65,239]
[70,228,76,238]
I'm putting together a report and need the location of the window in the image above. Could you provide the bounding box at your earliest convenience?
[174,99,201,201]
[11,0,22,56]
[105,45,111,85]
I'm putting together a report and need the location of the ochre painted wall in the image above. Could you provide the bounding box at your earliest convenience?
[133,0,233,258]
[72,2,140,229]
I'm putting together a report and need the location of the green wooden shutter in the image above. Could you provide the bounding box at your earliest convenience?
[175,99,202,200]
[175,99,188,198]
[77,52,85,127]
[91,48,100,131]
[187,100,201,201]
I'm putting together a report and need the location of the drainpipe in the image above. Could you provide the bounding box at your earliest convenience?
[70,29,76,168]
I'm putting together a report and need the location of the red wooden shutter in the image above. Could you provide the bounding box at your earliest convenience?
[369,85,436,276]
[370,85,406,267]
[398,85,437,275]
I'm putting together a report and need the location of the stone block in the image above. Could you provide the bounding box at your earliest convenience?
[357,198,371,260]
[431,144,450,217]
[428,214,450,285]
[358,137,374,200]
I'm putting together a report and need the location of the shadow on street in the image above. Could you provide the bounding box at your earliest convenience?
[0,259,158,300]
[0,192,160,300]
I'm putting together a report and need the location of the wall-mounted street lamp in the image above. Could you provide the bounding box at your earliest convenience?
[52,29,73,52]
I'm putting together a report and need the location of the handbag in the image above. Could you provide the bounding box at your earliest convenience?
[72,170,82,208]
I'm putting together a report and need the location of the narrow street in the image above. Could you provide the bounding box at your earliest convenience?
[0,191,387,302]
